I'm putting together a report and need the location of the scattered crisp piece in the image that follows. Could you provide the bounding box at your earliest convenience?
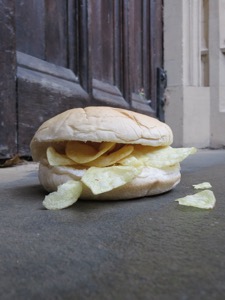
[175,190,216,209]
[43,180,82,210]
[193,182,212,189]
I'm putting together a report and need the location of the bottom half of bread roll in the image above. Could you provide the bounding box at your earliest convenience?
[38,162,181,201]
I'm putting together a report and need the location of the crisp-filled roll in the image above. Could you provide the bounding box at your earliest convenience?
[30,106,196,209]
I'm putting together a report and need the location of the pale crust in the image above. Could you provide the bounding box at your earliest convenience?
[38,163,181,200]
[30,107,173,161]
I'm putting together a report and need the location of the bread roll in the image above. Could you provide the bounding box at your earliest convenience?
[30,107,180,200]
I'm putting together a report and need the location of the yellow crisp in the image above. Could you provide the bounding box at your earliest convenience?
[66,141,115,164]
[84,145,134,167]
[47,147,75,166]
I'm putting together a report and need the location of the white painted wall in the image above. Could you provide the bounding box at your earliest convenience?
[164,0,225,148]
[209,0,225,147]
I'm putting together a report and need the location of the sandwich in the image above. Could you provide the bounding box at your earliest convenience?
[30,106,196,209]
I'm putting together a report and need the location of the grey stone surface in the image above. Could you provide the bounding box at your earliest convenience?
[0,150,225,300]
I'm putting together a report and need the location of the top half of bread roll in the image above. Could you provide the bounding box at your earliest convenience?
[30,106,173,161]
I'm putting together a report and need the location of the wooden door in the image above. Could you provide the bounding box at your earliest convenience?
[0,0,163,159]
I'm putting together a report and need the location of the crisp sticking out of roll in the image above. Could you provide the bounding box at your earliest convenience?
[30,106,196,209]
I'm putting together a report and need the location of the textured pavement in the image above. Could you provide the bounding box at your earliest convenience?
[0,149,225,300]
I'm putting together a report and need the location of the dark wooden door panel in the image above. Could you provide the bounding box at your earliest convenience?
[15,0,91,155]
[0,0,17,159]
[15,0,46,59]
[17,52,89,155]
[16,0,72,68]
[90,0,114,82]
[45,0,68,67]
[129,0,163,113]
[89,0,162,115]
[89,0,128,108]
[149,0,163,112]
[0,0,163,158]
